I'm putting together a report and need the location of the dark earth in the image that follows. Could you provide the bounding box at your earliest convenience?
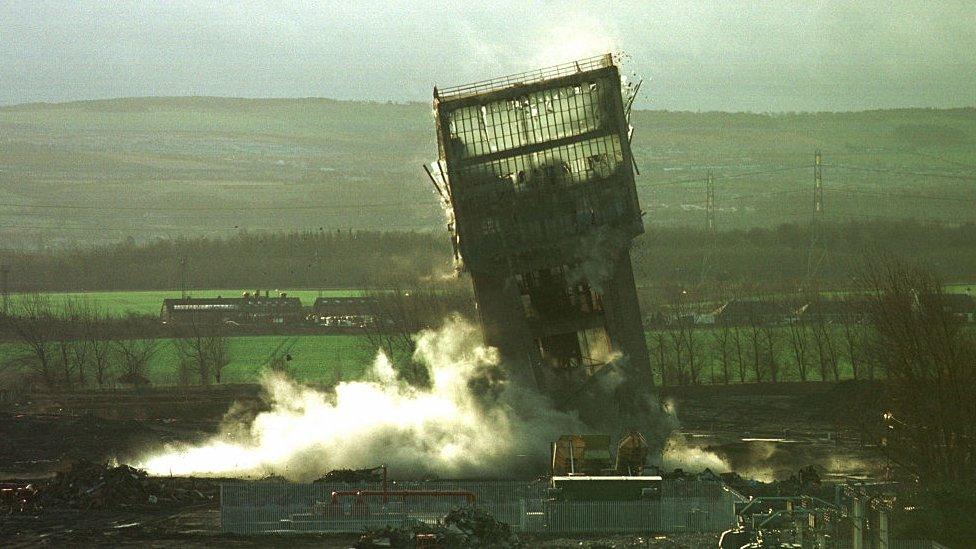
[0,380,884,547]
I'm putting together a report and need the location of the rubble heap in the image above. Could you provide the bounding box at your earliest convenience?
[355,507,521,548]
[314,467,384,483]
[2,459,210,513]
[644,465,828,500]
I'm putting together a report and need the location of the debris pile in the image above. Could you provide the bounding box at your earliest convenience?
[2,459,210,513]
[355,507,520,548]
[314,467,384,483]
[644,465,831,500]
[443,507,521,547]
[720,465,829,499]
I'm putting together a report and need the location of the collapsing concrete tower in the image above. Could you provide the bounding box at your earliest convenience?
[431,54,650,400]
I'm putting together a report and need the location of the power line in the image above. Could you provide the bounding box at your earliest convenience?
[905,150,976,171]
[807,150,827,283]
[821,212,961,226]
[1,263,9,314]
[826,164,976,182]
[705,170,715,232]
[642,165,808,187]
[830,188,976,203]
[727,189,808,200]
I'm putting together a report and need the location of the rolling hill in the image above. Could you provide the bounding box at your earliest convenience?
[1,97,974,248]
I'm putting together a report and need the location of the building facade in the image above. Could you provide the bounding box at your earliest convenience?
[311,296,379,327]
[160,294,303,325]
[432,54,650,397]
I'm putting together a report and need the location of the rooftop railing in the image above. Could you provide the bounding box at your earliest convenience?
[436,54,613,101]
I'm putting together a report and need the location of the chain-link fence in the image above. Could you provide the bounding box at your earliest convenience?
[220,479,741,535]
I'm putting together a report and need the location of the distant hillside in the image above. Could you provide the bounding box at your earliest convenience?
[1,97,974,248]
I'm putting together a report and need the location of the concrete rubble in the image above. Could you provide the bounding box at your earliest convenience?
[314,467,385,483]
[1,459,210,513]
[355,507,521,548]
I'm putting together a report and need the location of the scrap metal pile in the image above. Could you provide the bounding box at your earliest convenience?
[355,507,521,548]
[1,459,210,513]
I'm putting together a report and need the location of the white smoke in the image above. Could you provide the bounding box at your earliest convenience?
[136,316,586,480]
[660,435,731,473]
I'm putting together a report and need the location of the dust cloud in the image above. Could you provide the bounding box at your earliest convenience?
[136,315,726,480]
[137,316,585,479]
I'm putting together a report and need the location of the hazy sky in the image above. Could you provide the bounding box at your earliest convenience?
[2,1,974,111]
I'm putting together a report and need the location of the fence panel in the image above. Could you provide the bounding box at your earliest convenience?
[220,480,738,535]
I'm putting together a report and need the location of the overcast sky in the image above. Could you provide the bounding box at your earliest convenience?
[2,1,974,111]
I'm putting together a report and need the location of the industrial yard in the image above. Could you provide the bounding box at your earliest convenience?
[0,380,884,547]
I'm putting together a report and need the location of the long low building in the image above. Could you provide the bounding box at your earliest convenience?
[310,296,379,327]
[160,293,304,325]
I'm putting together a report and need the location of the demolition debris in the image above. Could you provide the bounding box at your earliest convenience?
[1,460,210,513]
[355,507,521,548]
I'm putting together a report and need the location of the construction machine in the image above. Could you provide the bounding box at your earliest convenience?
[551,431,649,476]
[549,431,661,503]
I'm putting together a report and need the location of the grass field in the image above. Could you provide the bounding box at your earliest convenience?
[35,288,362,317]
[0,334,375,386]
[944,283,976,296]
[0,324,873,389]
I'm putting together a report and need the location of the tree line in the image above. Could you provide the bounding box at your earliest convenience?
[1,295,234,389]
[647,292,871,386]
[3,220,976,295]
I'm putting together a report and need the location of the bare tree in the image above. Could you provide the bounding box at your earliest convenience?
[678,316,704,385]
[170,315,231,385]
[210,332,230,383]
[79,304,114,387]
[687,327,706,385]
[840,301,866,379]
[649,329,671,386]
[758,319,783,383]
[664,319,685,385]
[2,293,57,386]
[663,289,702,385]
[114,337,158,386]
[809,311,840,381]
[50,297,89,388]
[730,324,747,383]
[744,303,766,382]
[862,257,976,485]
[710,323,734,384]
[784,291,812,382]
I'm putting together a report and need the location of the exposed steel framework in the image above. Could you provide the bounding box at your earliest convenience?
[431,54,650,403]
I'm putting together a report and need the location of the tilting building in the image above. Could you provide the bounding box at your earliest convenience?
[431,54,650,397]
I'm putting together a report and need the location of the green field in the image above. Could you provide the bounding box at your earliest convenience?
[0,325,874,389]
[29,282,975,318]
[0,334,374,386]
[944,283,976,296]
[35,288,362,317]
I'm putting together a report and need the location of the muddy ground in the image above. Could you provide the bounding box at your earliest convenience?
[659,380,885,480]
[0,380,884,546]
